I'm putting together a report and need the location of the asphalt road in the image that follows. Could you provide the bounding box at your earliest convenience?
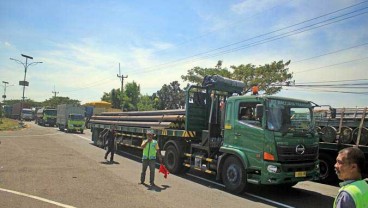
[0,122,340,208]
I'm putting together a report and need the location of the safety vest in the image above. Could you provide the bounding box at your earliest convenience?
[142,140,157,160]
[334,180,368,208]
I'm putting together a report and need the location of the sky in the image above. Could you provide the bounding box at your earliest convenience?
[0,0,367,108]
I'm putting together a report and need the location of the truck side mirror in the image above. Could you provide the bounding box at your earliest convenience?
[330,108,336,118]
[255,104,263,119]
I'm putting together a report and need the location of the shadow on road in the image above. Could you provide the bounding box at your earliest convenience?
[100,161,120,165]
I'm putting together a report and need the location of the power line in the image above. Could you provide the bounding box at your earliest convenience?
[284,87,368,95]
[291,42,368,64]
[294,56,368,74]
[298,79,368,84]
[126,4,368,75]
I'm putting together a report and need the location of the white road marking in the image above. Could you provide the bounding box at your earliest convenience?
[0,187,76,208]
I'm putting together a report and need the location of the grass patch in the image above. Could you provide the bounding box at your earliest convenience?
[0,118,22,131]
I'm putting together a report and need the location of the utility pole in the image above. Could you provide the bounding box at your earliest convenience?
[117,63,128,93]
[10,54,42,122]
[52,85,59,98]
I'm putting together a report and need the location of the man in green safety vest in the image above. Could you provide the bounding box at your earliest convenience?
[334,147,368,208]
[140,129,162,186]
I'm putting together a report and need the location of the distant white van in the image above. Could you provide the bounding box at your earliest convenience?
[21,108,34,121]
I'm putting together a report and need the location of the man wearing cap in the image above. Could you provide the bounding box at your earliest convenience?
[140,129,162,186]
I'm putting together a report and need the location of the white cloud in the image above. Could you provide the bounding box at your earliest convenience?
[230,0,282,15]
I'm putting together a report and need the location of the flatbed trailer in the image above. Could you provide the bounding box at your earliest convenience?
[90,75,320,193]
[316,107,368,182]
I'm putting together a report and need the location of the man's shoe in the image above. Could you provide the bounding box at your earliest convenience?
[139,181,145,185]
[150,182,155,186]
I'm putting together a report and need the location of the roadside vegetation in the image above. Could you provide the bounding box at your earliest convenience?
[0,117,22,131]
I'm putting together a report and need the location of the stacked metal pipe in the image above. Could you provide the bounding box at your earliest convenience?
[89,109,186,129]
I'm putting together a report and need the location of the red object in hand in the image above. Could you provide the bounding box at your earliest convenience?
[159,164,169,178]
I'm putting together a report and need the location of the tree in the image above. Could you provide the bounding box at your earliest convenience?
[231,60,292,94]
[156,81,185,110]
[137,95,155,111]
[122,81,140,111]
[182,60,292,95]
[181,66,232,85]
[42,96,80,108]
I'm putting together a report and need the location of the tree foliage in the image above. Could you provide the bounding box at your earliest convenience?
[137,95,155,111]
[42,96,80,108]
[124,81,140,110]
[181,60,292,95]
[156,81,185,110]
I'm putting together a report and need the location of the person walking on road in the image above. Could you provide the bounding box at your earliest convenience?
[100,125,117,164]
[140,129,162,186]
[334,147,368,208]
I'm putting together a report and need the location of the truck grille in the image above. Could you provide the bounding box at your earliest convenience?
[277,145,318,162]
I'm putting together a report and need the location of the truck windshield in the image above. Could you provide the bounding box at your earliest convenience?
[22,109,32,114]
[44,110,57,116]
[70,114,84,120]
[266,99,313,134]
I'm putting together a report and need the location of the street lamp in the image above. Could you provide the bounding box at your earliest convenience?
[2,81,13,102]
[10,54,42,120]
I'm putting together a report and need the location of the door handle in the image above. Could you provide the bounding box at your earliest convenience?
[235,133,241,136]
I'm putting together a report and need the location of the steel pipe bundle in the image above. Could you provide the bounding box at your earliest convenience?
[89,109,186,129]
[100,109,185,116]
[89,119,172,128]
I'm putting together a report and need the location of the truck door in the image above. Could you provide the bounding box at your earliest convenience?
[233,101,264,168]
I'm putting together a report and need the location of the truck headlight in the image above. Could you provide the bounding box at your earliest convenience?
[267,165,279,173]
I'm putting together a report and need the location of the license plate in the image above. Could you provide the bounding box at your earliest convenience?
[295,171,306,177]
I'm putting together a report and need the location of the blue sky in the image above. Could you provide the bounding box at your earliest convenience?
[0,0,367,107]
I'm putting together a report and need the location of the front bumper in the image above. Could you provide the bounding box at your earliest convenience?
[249,160,320,185]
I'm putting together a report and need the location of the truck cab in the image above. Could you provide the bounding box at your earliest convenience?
[221,95,319,191]
[21,108,34,121]
[66,113,85,133]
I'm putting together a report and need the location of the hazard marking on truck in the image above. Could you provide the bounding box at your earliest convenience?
[182,131,195,137]
[161,129,168,136]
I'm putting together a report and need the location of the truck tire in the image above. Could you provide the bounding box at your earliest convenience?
[164,145,184,174]
[222,156,246,194]
[319,153,337,183]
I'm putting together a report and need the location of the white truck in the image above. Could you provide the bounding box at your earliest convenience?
[56,104,85,133]
[21,108,34,121]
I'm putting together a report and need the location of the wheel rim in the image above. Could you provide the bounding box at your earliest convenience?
[227,164,240,184]
[166,151,175,169]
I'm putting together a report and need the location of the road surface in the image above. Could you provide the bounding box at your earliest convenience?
[0,122,339,208]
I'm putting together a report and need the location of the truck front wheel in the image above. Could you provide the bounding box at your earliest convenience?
[222,156,246,194]
[164,145,184,174]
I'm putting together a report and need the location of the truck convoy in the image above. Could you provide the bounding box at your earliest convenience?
[56,104,85,133]
[315,107,368,182]
[35,108,57,127]
[89,75,320,193]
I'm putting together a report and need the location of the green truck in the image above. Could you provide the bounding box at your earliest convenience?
[56,104,85,133]
[35,108,57,127]
[89,75,320,193]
